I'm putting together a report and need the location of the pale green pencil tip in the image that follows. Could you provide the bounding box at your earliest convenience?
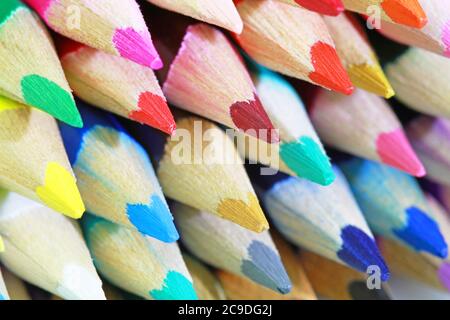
[150,271,198,300]
[280,136,335,186]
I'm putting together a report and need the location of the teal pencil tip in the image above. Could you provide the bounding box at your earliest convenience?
[150,271,198,300]
[280,136,335,186]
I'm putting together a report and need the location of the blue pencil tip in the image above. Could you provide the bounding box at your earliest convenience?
[241,241,292,293]
[337,226,390,282]
[394,206,448,258]
[127,194,179,243]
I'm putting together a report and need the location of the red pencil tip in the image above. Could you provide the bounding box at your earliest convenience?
[295,0,344,16]
[113,28,163,70]
[376,128,426,177]
[309,42,354,95]
[130,91,176,135]
[230,94,280,144]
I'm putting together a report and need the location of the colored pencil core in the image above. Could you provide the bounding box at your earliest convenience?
[381,0,427,29]
[149,271,198,300]
[295,0,344,16]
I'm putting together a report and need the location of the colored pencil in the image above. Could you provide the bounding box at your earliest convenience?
[310,88,425,177]
[407,116,450,187]
[146,0,243,33]
[148,9,278,144]
[2,268,31,300]
[0,191,105,300]
[377,0,450,58]
[173,202,292,294]
[0,0,81,127]
[300,250,392,300]
[83,214,197,300]
[236,65,334,185]
[130,116,269,233]
[0,96,84,219]
[340,158,448,258]
[184,254,227,300]
[58,102,178,242]
[323,14,394,98]
[370,31,450,118]
[0,269,9,300]
[275,0,344,16]
[343,0,427,28]
[379,194,450,292]
[217,233,317,300]
[252,165,389,278]
[23,0,162,69]
[234,0,353,95]
[58,38,176,135]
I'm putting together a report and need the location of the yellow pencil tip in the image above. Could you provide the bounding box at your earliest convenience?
[217,193,269,233]
[0,236,4,252]
[36,162,85,219]
[348,62,395,99]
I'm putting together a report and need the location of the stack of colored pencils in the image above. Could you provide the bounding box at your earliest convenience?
[0,0,450,301]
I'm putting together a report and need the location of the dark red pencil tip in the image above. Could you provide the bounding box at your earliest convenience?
[130,91,176,135]
[295,0,344,16]
[308,42,354,95]
[230,94,280,144]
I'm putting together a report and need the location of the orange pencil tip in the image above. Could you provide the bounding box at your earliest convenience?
[381,0,428,28]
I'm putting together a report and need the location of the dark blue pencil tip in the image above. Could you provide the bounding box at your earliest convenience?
[241,241,292,294]
[127,194,179,243]
[394,206,448,258]
[337,226,390,282]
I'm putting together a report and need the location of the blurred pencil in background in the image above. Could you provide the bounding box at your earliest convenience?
[2,268,31,300]
[0,268,9,300]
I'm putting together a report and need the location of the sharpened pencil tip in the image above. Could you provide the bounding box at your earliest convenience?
[394,206,448,258]
[295,0,344,16]
[280,136,335,186]
[0,236,4,252]
[348,63,395,99]
[337,225,390,282]
[438,262,450,292]
[218,193,269,233]
[309,42,354,95]
[376,128,426,177]
[149,271,198,300]
[113,28,163,70]
[36,162,85,219]
[381,0,428,28]
[241,240,292,293]
[56,264,106,300]
[127,195,179,243]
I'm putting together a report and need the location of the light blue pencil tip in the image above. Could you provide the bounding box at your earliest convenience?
[127,194,179,243]
[149,271,198,300]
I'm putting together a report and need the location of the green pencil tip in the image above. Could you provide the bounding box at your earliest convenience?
[150,271,198,300]
[280,136,335,186]
[21,74,83,127]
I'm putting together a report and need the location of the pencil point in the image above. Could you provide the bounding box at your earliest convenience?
[149,271,198,300]
[127,195,179,243]
[381,0,428,28]
[394,206,448,258]
[241,240,292,294]
[36,162,85,219]
[130,91,176,135]
[348,63,395,98]
[0,236,4,252]
[376,128,426,177]
[21,75,83,127]
[280,136,335,186]
[217,193,269,233]
[230,94,279,143]
[56,265,106,300]
[295,0,344,16]
[309,42,354,95]
[113,28,163,70]
[438,262,450,292]
[337,225,390,281]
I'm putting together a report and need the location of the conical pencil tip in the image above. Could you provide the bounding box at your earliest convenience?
[218,194,269,233]
[295,0,344,16]
[36,162,85,219]
[338,225,390,282]
[348,63,395,99]
[113,28,163,70]
[150,271,198,300]
[381,0,428,28]
[241,240,292,293]
[309,42,354,95]
[280,136,335,186]
[0,236,4,252]
[127,195,179,243]
[56,265,106,300]
[438,262,450,292]
[376,128,426,177]
[394,206,448,258]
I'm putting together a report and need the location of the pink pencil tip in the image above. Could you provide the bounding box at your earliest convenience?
[438,262,450,292]
[113,28,163,70]
[376,128,426,177]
